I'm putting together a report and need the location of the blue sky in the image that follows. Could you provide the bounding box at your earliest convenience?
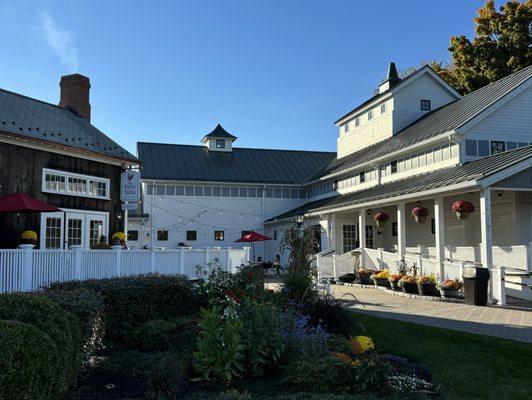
[0,0,486,154]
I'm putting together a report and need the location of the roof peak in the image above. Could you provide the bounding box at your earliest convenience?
[202,123,238,140]
[386,62,401,87]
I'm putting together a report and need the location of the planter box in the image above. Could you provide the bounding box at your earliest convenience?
[401,282,418,294]
[440,288,460,298]
[389,281,402,291]
[357,275,373,285]
[417,283,439,296]
[372,277,390,288]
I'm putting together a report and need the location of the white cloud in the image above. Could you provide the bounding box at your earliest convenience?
[40,10,80,71]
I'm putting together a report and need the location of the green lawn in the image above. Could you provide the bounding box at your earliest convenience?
[353,312,532,400]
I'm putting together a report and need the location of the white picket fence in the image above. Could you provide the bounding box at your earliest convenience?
[0,245,250,293]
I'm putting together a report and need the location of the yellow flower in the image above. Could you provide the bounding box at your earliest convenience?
[20,230,37,241]
[112,232,126,241]
[350,336,374,355]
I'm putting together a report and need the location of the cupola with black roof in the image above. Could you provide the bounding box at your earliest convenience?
[201,124,237,152]
[378,62,402,94]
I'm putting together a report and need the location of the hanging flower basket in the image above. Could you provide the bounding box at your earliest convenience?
[411,206,429,224]
[373,212,389,228]
[451,200,475,220]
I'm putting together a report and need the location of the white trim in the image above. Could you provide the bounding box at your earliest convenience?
[0,131,138,167]
[42,168,111,200]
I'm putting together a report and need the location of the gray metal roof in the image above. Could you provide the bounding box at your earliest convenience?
[267,146,532,221]
[138,142,336,184]
[0,88,138,163]
[323,65,532,179]
[202,124,237,140]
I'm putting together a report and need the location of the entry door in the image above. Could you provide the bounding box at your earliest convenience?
[342,224,359,254]
[65,212,85,248]
[86,214,108,249]
[40,212,64,249]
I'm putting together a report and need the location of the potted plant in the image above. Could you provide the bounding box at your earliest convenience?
[398,275,418,294]
[20,230,37,246]
[388,273,404,291]
[411,206,429,224]
[111,232,126,246]
[356,268,376,285]
[437,279,462,298]
[451,200,475,220]
[371,269,390,287]
[417,274,439,296]
[373,212,389,228]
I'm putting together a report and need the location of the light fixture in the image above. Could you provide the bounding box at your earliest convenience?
[294,213,304,226]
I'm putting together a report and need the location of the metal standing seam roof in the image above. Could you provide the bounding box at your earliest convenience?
[266,145,532,221]
[320,65,532,179]
[0,88,138,163]
[137,142,337,184]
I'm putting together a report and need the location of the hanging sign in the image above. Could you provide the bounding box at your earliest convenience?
[121,202,138,210]
[120,170,140,202]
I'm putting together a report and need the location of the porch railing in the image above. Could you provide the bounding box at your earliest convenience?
[0,245,250,293]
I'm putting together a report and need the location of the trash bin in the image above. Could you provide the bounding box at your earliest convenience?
[462,266,490,306]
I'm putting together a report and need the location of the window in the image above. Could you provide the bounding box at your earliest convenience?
[390,160,398,174]
[344,123,349,133]
[431,219,435,235]
[507,142,517,150]
[175,186,184,195]
[128,230,139,241]
[45,217,62,248]
[212,186,221,196]
[186,231,197,241]
[204,186,212,196]
[355,117,360,127]
[221,187,230,197]
[166,185,176,195]
[274,188,282,198]
[332,180,338,191]
[421,99,431,111]
[67,218,83,247]
[491,141,506,155]
[156,185,165,195]
[380,103,386,114]
[342,224,358,253]
[466,140,478,156]
[185,186,194,196]
[367,110,373,120]
[392,222,398,237]
[478,140,490,156]
[214,230,224,241]
[216,139,225,148]
[89,220,104,248]
[157,230,168,241]
[359,171,365,183]
[42,168,109,200]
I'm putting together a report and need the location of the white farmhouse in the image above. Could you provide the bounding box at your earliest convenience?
[129,63,532,301]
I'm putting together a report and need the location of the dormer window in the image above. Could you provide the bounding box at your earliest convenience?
[368,110,373,120]
[201,124,237,152]
[421,99,431,111]
[216,139,225,149]
[355,117,360,127]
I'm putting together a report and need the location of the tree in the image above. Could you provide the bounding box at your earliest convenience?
[439,0,532,93]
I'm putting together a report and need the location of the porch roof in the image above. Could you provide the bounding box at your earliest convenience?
[266,145,532,222]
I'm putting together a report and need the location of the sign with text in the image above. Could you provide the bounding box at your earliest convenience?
[121,202,138,210]
[120,170,140,202]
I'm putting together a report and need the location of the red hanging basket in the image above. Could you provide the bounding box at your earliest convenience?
[411,206,429,224]
[373,212,389,228]
[451,200,475,220]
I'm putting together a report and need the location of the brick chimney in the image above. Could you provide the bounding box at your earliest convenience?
[59,73,91,121]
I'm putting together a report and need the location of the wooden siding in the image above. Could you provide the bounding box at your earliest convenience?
[0,142,124,248]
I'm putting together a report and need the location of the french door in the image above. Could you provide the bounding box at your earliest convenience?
[40,210,109,249]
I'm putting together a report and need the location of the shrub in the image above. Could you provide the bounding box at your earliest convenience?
[282,269,316,302]
[0,293,83,396]
[0,320,58,400]
[238,300,284,376]
[41,288,105,359]
[283,353,388,394]
[303,294,363,337]
[149,351,190,398]
[46,274,201,346]
[193,306,245,384]
[129,317,197,352]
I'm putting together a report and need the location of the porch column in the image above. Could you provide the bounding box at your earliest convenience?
[480,187,493,270]
[397,203,406,258]
[358,209,366,268]
[330,214,337,252]
[434,196,445,281]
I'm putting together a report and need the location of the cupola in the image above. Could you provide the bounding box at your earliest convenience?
[378,62,402,94]
[201,124,237,152]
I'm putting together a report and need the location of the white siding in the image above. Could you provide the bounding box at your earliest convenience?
[392,73,457,134]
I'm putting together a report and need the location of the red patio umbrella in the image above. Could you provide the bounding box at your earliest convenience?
[0,192,61,246]
[235,231,272,262]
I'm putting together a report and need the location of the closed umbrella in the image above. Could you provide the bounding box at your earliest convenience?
[235,231,272,262]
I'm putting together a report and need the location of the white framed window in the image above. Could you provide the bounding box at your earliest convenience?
[368,110,373,120]
[355,117,360,127]
[42,168,110,200]
[380,103,386,114]
[344,123,349,133]
[215,139,225,148]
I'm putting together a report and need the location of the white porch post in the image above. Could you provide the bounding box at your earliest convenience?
[480,187,493,270]
[397,203,406,259]
[358,209,366,267]
[330,214,337,252]
[434,196,445,281]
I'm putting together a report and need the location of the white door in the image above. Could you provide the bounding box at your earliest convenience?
[86,213,108,249]
[40,212,64,249]
[342,224,359,254]
[65,212,85,248]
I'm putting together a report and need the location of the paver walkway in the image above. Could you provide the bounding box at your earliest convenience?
[332,285,532,343]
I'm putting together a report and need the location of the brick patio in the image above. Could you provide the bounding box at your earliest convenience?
[332,284,532,343]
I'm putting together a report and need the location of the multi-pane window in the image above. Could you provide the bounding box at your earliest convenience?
[216,139,225,148]
[342,224,358,254]
[67,218,83,247]
[359,171,365,183]
[157,230,168,241]
[390,160,398,174]
[355,117,360,127]
[380,103,386,114]
[45,217,62,249]
[42,169,109,200]
[128,230,139,241]
[344,123,349,133]
[214,230,224,241]
[186,231,197,241]
[89,220,104,248]
[491,141,505,155]
[421,99,431,111]
[367,110,373,120]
